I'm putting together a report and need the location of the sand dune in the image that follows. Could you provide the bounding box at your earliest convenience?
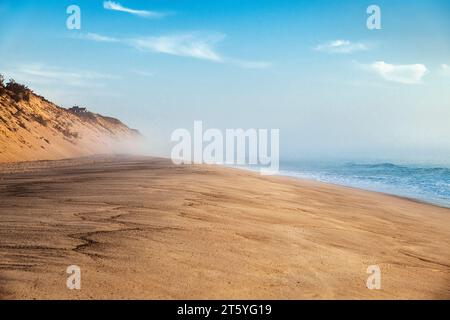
[0,156,449,299]
[0,83,141,163]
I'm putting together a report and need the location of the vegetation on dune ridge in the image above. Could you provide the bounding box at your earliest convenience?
[0,73,143,162]
[0,73,140,136]
[0,74,31,102]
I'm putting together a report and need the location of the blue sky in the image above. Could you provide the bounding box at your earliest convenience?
[1,0,449,163]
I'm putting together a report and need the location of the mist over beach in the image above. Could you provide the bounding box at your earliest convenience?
[0,0,449,302]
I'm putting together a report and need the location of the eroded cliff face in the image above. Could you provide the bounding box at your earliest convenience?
[0,83,142,163]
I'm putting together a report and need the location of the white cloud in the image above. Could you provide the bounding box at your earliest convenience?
[128,34,224,62]
[79,32,271,68]
[132,70,155,77]
[315,40,368,54]
[442,64,450,75]
[81,33,119,43]
[103,1,166,18]
[5,64,117,87]
[367,61,428,84]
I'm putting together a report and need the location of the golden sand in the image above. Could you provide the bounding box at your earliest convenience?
[0,156,449,299]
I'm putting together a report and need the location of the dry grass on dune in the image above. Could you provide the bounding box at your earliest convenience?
[0,77,141,163]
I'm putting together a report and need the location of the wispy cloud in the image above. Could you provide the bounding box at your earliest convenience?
[366,61,428,84]
[103,1,167,18]
[315,40,368,54]
[128,34,224,62]
[4,64,117,87]
[132,70,155,77]
[79,32,271,68]
[80,32,119,43]
[441,64,450,75]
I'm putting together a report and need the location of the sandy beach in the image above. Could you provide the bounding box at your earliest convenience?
[0,156,449,299]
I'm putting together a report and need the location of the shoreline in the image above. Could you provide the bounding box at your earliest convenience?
[1,155,449,299]
[1,155,449,210]
[1,155,449,211]
[220,163,450,210]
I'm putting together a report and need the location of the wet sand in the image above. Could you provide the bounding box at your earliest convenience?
[0,156,449,299]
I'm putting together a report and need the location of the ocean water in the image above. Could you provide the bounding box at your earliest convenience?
[278,161,450,208]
